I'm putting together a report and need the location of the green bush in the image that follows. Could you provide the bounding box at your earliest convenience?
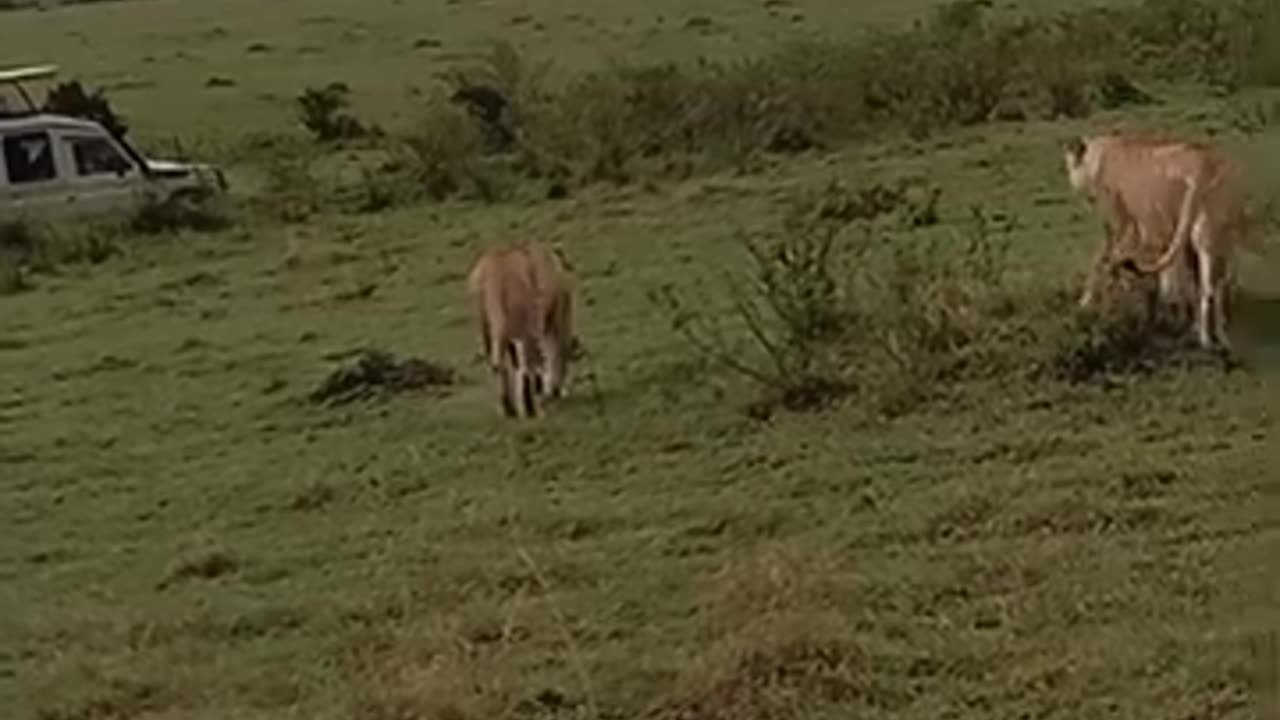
[0,192,233,290]
[1127,0,1280,89]
[256,154,324,224]
[1,218,125,289]
[652,174,1222,418]
[1235,0,1280,86]
[296,83,368,143]
[398,98,513,202]
[0,221,36,294]
[43,80,130,140]
[272,0,1280,205]
[387,0,1174,200]
[650,177,983,415]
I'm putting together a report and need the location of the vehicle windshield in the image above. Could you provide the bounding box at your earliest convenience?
[109,130,149,170]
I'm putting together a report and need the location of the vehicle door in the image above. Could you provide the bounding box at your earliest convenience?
[1,128,69,220]
[54,129,145,219]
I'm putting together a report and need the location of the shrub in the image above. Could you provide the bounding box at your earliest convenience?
[651,192,857,412]
[448,81,517,153]
[1233,0,1280,86]
[391,0,1164,198]
[0,197,236,291]
[0,196,231,292]
[843,206,1026,414]
[1,218,126,290]
[340,166,409,215]
[294,0,1279,204]
[43,80,129,140]
[296,83,367,142]
[0,221,36,294]
[1094,72,1157,111]
[40,222,125,267]
[653,171,1227,418]
[437,41,548,155]
[436,39,556,170]
[397,99,513,202]
[1127,0,1280,89]
[257,154,324,224]
[650,177,967,415]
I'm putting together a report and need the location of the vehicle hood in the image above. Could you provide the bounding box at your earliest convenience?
[144,158,228,191]
[145,158,200,176]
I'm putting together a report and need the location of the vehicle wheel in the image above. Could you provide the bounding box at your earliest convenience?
[160,187,229,232]
[168,188,208,206]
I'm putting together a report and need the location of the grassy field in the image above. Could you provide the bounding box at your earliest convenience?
[2,0,1280,719]
[0,0,1137,141]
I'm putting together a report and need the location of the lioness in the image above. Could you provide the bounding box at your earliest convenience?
[466,241,573,418]
[1063,133,1202,318]
[1063,133,1247,349]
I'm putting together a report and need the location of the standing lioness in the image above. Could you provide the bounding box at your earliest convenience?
[466,241,573,418]
[1063,134,1204,317]
[1064,133,1248,349]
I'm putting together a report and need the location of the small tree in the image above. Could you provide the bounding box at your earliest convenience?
[296,83,366,142]
[43,81,129,140]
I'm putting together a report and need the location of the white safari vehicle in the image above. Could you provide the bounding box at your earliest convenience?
[0,64,227,222]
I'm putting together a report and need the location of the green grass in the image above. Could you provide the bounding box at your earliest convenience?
[0,0,1133,143]
[2,1,1280,719]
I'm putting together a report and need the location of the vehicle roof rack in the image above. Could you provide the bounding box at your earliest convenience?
[0,64,60,116]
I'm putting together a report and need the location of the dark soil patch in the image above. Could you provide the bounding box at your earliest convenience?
[309,349,457,406]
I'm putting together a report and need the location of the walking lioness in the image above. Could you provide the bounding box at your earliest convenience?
[1064,134,1200,315]
[466,241,573,418]
[1063,133,1247,349]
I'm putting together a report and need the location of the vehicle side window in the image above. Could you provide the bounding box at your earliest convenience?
[2,131,57,185]
[66,136,133,177]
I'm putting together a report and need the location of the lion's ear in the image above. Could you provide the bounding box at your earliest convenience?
[1062,136,1087,161]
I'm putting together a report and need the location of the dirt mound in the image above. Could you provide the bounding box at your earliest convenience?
[309,349,457,406]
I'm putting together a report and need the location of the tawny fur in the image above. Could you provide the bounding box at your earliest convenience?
[466,241,573,419]
[1064,134,1198,312]
[1063,133,1247,350]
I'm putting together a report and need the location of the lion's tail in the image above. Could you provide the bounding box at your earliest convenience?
[1134,176,1201,275]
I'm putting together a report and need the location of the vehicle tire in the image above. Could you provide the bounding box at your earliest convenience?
[160,187,229,232]
[167,187,209,206]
